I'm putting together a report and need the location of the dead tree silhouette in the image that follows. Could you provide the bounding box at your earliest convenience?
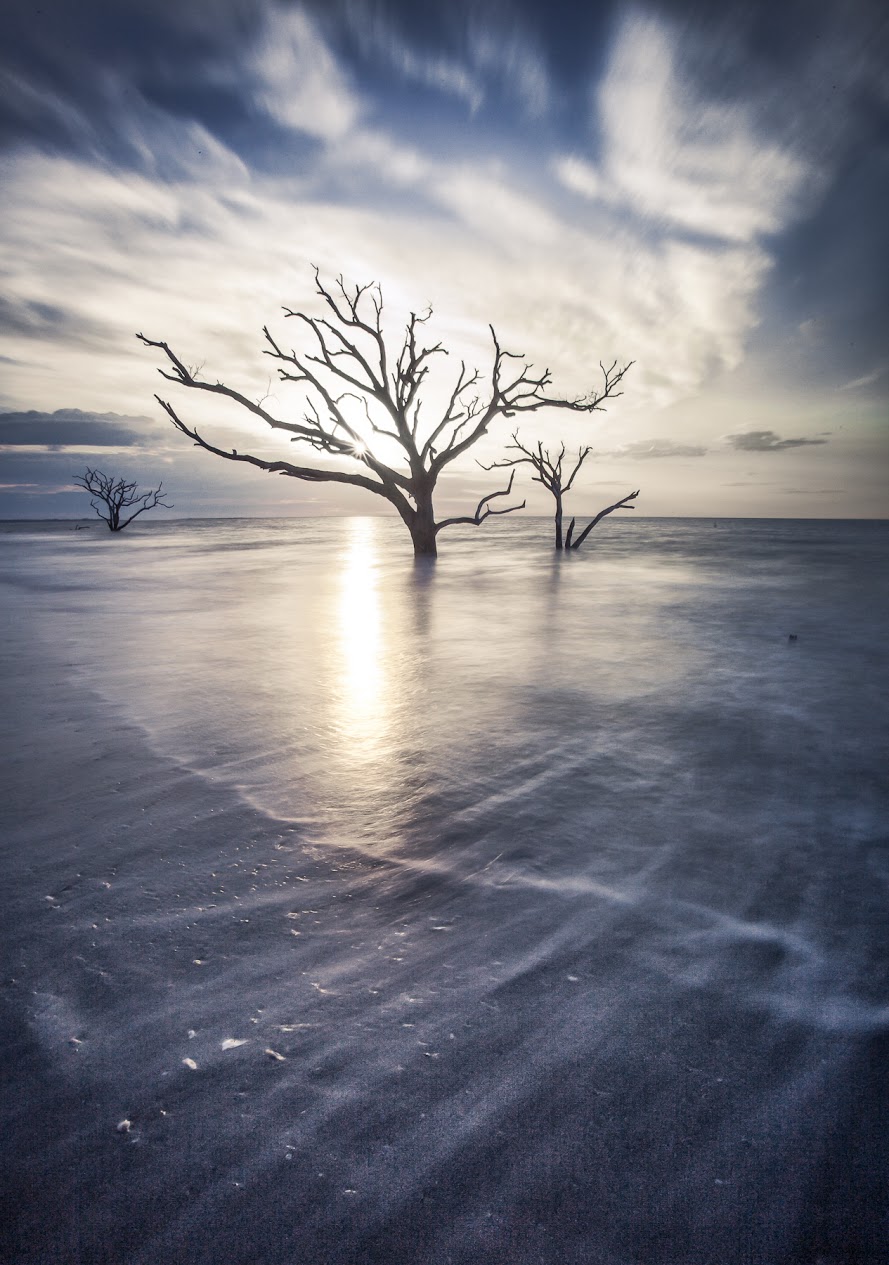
[481,432,638,549]
[74,469,172,531]
[138,269,631,557]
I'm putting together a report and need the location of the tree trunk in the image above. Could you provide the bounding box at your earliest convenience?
[410,493,438,557]
[554,491,564,550]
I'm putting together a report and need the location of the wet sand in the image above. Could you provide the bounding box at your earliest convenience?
[2,614,887,1264]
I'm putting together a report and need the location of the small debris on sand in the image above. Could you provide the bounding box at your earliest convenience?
[182,1057,198,1070]
[264,1048,286,1061]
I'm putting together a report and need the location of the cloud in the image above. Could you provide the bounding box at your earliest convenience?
[0,3,824,433]
[614,438,708,459]
[432,166,559,246]
[837,367,884,391]
[543,8,823,408]
[466,21,550,118]
[727,430,828,452]
[331,0,549,118]
[781,487,842,495]
[389,49,482,112]
[554,154,600,201]
[0,295,111,344]
[592,10,818,244]
[1,0,881,524]
[248,8,362,141]
[0,408,154,447]
[324,0,483,113]
[0,481,75,495]
[0,296,70,338]
[350,28,482,113]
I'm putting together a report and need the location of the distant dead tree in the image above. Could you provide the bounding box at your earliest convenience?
[74,468,172,531]
[481,433,639,549]
[138,269,632,557]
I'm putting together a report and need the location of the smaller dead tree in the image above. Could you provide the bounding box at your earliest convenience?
[481,434,639,549]
[74,468,172,531]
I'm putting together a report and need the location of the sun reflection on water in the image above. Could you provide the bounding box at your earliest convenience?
[334,519,388,760]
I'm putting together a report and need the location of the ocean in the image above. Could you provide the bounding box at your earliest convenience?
[1,515,887,1263]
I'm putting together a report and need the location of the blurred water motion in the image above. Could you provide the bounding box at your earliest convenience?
[3,515,888,1263]
[334,518,387,753]
[3,515,887,890]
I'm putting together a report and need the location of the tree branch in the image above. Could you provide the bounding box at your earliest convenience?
[479,432,594,496]
[435,470,526,533]
[432,336,633,472]
[569,489,640,549]
[154,396,411,514]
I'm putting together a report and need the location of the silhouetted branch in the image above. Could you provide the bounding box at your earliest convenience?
[435,470,526,532]
[569,490,640,549]
[480,432,593,493]
[435,351,633,473]
[154,397,407,502]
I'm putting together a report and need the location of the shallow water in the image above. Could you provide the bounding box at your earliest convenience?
[2,515,888,1263]
[6,516,888,894]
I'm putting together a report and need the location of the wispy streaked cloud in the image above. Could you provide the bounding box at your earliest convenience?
[727,430,829,452]
[466,21,550,119]
[612,439,708,459]
[553,154,601,201]
[0,295,112,345]
[592,9,817,244]
[249,8,362,141]
[781,487,843,495]
[837,367,885,392]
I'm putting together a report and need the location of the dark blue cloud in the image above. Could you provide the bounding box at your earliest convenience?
[0,409,153,447]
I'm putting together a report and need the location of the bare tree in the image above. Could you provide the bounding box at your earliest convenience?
[137,269,632,557]
[481,433,639,549]
[74,468,172,531]
[481,435,588,549]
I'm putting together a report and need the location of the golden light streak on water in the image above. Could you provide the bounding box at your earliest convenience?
[333,518,388,762]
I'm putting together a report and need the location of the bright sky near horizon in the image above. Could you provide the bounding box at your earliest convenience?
[0,0,887,519]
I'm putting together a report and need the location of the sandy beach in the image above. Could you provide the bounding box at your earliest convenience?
[2,518,887,1264]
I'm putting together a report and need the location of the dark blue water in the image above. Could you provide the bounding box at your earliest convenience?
[2,516,887,1263]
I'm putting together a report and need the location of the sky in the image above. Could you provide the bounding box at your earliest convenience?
[0,0,887,520]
